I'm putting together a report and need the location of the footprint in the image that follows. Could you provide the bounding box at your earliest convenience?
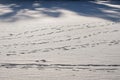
[35,59,47,63]
[40,59,47,62]
[83,36,87,38]
[9,34,13,36]
[20,52,25,54]
[35,60,40,62]
[6,54,16,56]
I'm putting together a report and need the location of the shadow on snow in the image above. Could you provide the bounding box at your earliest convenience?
[0,0,120,22]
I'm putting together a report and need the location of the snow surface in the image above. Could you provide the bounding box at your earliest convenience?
[0,1,120,80]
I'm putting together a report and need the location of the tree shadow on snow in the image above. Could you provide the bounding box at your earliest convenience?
[0,0,120,22]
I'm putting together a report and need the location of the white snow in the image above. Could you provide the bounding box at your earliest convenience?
[0,1,120,80]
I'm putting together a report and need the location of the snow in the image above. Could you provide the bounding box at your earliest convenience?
[0,1,120,80]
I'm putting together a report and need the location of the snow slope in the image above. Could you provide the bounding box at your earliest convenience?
[0,1,120,80]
